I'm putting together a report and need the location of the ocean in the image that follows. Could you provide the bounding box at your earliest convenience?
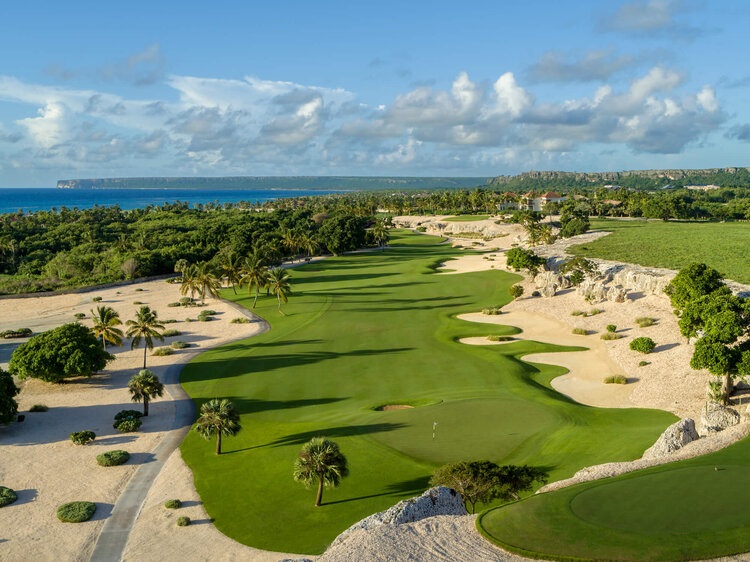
[0,187,345,215]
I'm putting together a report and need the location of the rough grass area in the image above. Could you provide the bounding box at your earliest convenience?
[569,219,750,283]
[180,230,675,555]
[443,215,491,222]
[479,436,750,561]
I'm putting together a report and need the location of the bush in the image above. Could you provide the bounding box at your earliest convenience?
[635,317,656,327]
[606,324,617,333]
[197,311,214,322]
[482,307,503,315]
[604,375,628,384]
[152,347,174,356]
[96,450,130,467]
[171,341,190,349]
[0,486,18,507]
[132,301,144,305]
[486,335,513,342]
[92,296,103,302]
[531,290,541,297]
[630,337,656,354]
[201,310,218,316]
[1,328,33,339]
[162,329,181,337]
[57,501,96,522]
[416,226,427,232]
[589,308,603,316]
[70,431,96,445]
[600,332,622,341]
[29,404,48,412]
[164,499,182,509]
[135,288,144,292]
[74,313,86,320]
[639,360,650,367]
[179,297,196,306]
[114,409,143,421]
[113,418,142,433]
[231,317,251,324]
[509,284,524,299]
[167,302,181,308]
[177,516,191,526]
[572,328,588,335]
[571,310,585,317]
[162,319,178,324]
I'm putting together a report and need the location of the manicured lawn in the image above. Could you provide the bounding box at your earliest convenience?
[568,219,750,283]
[479,435,750,561]
[443,214,491,222]
[180,230,675,554]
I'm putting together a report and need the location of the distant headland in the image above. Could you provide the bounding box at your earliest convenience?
[56,176,489,190]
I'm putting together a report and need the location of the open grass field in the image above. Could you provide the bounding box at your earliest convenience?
[479,435,750,561]
[568,219,750,284]
[179,230,675,554]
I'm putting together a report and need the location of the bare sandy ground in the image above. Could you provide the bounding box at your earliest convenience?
[0,224,732,561]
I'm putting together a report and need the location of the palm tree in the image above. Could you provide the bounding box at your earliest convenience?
[370,219,389,249]
[128,369,164,416]
[126,306,165,369]
[194,262,222,304]
[193,398,242,455]
[90,305,123,350]
[239,253,269,308]
[180,263,200,304]
[220,251,243,294]
[293,437,349,507]
[267,267,291,315]
[299,232,319,260]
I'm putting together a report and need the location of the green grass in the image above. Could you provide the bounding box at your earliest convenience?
[569,219,750,283]
[443,214,491,222]
[180,229,675,554]
[478,436,750,561]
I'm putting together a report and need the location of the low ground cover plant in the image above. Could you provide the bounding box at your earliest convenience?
[165,499,182,509]
[0,486,18,507]
[630,337,656,354]
[29,404,48,412]
[600,332,621,341]
[113,410,143,433]
[172,341,190,349]
[162,328,181,337]
[231,317,251,324]
[482,306,503,315]
[487,335,513,342]
[635,317,656,327]
[604,375,627,384]
[177,516,191,526]
[572,328,588,335]
[57,501,96,522]
[1,328,32,339]
[70,431,96,445]
[96,450,130,467]
[152,347,174,356]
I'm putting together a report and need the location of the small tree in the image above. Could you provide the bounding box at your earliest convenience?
[509,284,524,299]
[665,262,727,315]
[9,323,114,383]
[293,437,349,507]
[193,399,242,454]
[559,256,598,286]
[0,368,20,423]
[505,248,546,277]
[128,369,164,416]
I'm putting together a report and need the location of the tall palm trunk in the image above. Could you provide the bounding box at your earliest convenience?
[216,432,222,455]
[143,396,150,416]
[315,476,324,506]
[143,346,148,370]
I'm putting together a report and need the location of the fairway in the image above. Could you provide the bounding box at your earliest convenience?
[479,436,750,561]
[179,230,674,554]
[569,219,750,283]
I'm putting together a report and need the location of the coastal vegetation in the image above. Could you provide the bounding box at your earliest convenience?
[179,230,674,554]
[0,367,20,423]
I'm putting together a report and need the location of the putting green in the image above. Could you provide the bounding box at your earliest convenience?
[180,230,675,554]
[479,437,750,561]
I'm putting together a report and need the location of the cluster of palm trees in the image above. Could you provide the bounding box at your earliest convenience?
[90,304,165,368]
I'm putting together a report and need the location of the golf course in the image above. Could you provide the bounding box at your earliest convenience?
[179,230,675,555]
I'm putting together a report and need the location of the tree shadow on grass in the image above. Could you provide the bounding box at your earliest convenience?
[324,475,432,506]
[267,423,409,447]
[227,396,348,415]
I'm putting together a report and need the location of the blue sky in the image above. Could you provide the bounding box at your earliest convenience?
[0,0,749,186]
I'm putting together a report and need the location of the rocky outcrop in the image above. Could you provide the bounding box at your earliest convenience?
[700,401,740,434]
[328,487,466,549]
[642,418,699,459]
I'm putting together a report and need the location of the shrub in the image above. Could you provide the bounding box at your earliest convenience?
[70,431,96,445]
[0,486,18,507]
[57,501,96,522]
[164,499,182,509]
[509,284,524,299]
[600,332,621,341]
[639,360,650,367]
[162,319,178,324]
[135,288,144,292]
[167,302,181,308]
[630,337,656,354]
[482,307,503,315]
[152,347,174,356]
[201,310,218,316]
[416,226,427,232]
[572,328,588,335]
[231,317,251,324]
[162,329,181,337]
[92,296,103,302]
[96,450,130,467]
[531,290,541,297]
[74,313,86,320]
[486,335,513,342]
[171,341,190,349]
[197,311,214,322]
[1,328,33,338]
[179,297,195,307]
[132,301,144,305]
[177,516,191,526]
[114,409,144,421]
[635,317,656,328]
[29,404,48,412]
[604,375,628,384]
[113,418,142,432]
[606,324,617,333]
[588,308,603,316]
[571,310,585,317]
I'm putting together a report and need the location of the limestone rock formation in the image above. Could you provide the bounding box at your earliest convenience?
[700,401,740,434]
[642,418,699,459]
[327,486,466,549]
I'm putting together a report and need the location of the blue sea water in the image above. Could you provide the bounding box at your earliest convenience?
[0,187,343,215]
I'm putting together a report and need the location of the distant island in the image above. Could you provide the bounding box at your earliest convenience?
[56,176,489,190]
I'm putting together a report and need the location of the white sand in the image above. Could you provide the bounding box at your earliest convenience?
[0,226,736,561]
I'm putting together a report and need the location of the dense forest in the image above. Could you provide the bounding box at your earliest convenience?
[3,180,750,295]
